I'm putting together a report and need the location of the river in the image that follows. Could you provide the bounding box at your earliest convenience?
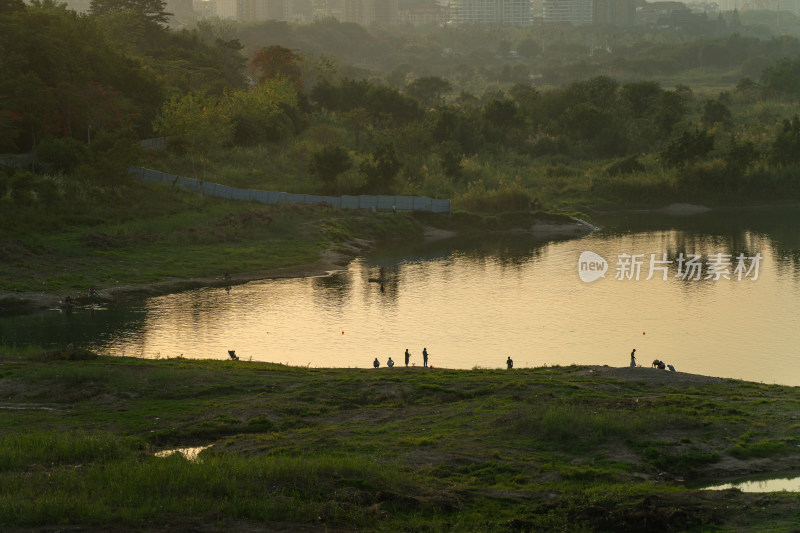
[2,206,800,385]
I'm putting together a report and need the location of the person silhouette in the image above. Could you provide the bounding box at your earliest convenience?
[422,348,428,367]
[387,357,394,367]
[507,356,513,369]
[404,348,410,367]
[630,349,637,367]
[373,357,379,368]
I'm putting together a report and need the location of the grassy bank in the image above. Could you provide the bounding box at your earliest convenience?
[0,167,590,314]
[0,178,425,301]
[1,347,799,531]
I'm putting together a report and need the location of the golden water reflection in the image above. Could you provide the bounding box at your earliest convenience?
[154,445,212,461]
[698,472,800,492]
[94,226,800,386]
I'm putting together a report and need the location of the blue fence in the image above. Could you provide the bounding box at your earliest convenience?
[128,167,451,213]
[0,154,32,168]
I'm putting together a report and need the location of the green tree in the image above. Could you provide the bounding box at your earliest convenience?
[769,115,800,166]
[405,76,451,109]
[660,128,715,168]
[760,56,800,96]
[655,89,690,136]
[341,107,370,148]
[701,99,733,129]
[308,145,352,193]
[35,136,89,173]
[360,141,400,193]
[560,103,611,142]
[310,78,370,112]
[89,0,170,26]
[516,38,541,59]
[438,140,463,181]
[226,79,298,145]
[724,136,759,174]
[386,63,412,89]
[364,86,423,126]
[153,92,232,180]
[0,0,24,13]
[0,110,21,151]
[0,2,162,148]
[565,76,619,109]
[620,81,662,119]
[483,98,519,129]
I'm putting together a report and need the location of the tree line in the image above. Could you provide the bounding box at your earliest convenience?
[4,0,800,209]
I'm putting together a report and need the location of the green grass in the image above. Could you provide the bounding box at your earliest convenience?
[1,351,800,530]
[0,176,426,296]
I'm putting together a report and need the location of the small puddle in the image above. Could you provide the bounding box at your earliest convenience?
[154,445,212,461]
[0,404,55,411]
[694,472,800,492]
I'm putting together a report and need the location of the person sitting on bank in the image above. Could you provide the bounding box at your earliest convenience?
[507,356,513,369]
[228,350,239,360]
[89,287,100,298]
[373,357,380,368]
[387,357,394,367]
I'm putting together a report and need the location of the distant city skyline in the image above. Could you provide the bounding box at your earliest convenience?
[59,0,800,26]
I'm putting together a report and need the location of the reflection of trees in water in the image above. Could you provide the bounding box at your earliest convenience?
[150,289,238,334]
[605,230,770,297]
[358,236,553,308]
[600,207,800,280]
[312,271,352,307]
[0,304,149,355]
[449,236,549,269]
[665,230,766,261]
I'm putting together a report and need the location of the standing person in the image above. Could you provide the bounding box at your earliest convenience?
[630,349,636,368]
[404,348,410,367]
[373,357,380,368]
[422,347,428,367]
[507,356,513,369]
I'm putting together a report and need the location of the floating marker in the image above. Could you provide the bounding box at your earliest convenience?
[342,331,344,335]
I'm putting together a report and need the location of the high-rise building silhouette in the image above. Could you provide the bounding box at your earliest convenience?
[592,0,634,25]
[450,0,533,25]
[541,0,591,25]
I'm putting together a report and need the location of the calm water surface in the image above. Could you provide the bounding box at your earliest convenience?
[696,471,800,492]
[3,207,800,385]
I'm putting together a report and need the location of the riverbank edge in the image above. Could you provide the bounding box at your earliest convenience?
[2,352,800,532]
[0,211,597,316]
